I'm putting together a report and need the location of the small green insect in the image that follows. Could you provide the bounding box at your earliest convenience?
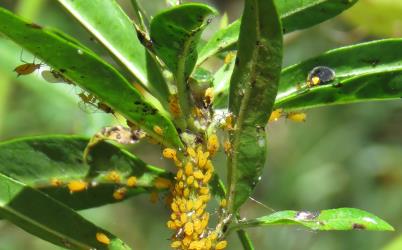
[307,66,336,87]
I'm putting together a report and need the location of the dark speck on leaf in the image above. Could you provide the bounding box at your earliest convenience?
[60,69,66,73]
[332,82,343,88]
[363,59,380,67]
[352,223,366,230]
[28,23,42,29]
[235,57,240,66]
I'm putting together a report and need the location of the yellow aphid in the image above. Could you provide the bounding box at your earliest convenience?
[193,170,204,180]
[67,180,88,193]
[199,187,209,195]
[182,236,192,247]
[171,213,177,220]
[187,147,197,158]
[204,87,214,107]
[203,170,212,184]
[198,151,209,168]
[216,240,228,249]
[106,170,121,183]
[14,62,41,77]
[126,176,137,187]
[205,160,214,171]
[310,76,320,86]
[187,176,195,185]
[150,191,159,203]
[168,94,182,118]
[268,108,283,122]
[113,187,127,200]
[171,241,181,248]
[162,148,177,160]
[207,134,219,155]
[180,213,188,224]
[50,178,63,187]
[186,200,194,210]
[194,199,203,210]
[153,125,164,136]
[193,219,202,233]
[287,112,307,123]
[192,107,204,119]
[209,232,218,240]
[171,202,179,212]
[220,199,227,208]
[224,51,236,64]
[183,187,190,198]
[154,177,172,189]
[189,241,199,249]
[221,113,235,131]
[176,169,184,180]
[96,232,110,245]
[223,140,232,154]
[185,162,193,176]
[204,238,212,249]
[174,220,182,227]
[167,220,176,230]
[184,222,194,236]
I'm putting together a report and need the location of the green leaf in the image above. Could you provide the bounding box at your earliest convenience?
[277,0,358,33]
[275,39,402,110]
[150,3,217,119]
[212,59,235,108]
[197,21,240,66]
[197,0,357,65]
[0,7,183,149]
[227,0,283,212]
[0,135,171,210]
[58,0,170,103]
[0,173,131,250]
[275,69,402,111]
[232,208,394,232]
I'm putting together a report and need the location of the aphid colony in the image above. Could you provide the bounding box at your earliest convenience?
[51,170,172,205]
[163,143,227,250]
[268,108,307,123]
[13,51,115,115]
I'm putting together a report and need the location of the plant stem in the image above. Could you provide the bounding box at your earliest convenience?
[130,0,149,32]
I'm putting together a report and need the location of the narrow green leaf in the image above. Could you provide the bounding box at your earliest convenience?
[0,135,171,210]
[227,0,283,212]
[0,7,183,149]
[275,69,402,111]
[277,0,358,33]
[212,59,235,108]
[197,0,357,65]
[275,39,402,110]
[58,0,170,104]
[150,3,217,120]
[0,173,131,250]
[197,21,240,66]
[232,208,394,232]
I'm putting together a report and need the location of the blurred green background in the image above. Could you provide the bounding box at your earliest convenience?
[0,0,402,249]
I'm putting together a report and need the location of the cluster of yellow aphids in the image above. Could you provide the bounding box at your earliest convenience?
[268,108,307,123]
[163,134,227,250]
